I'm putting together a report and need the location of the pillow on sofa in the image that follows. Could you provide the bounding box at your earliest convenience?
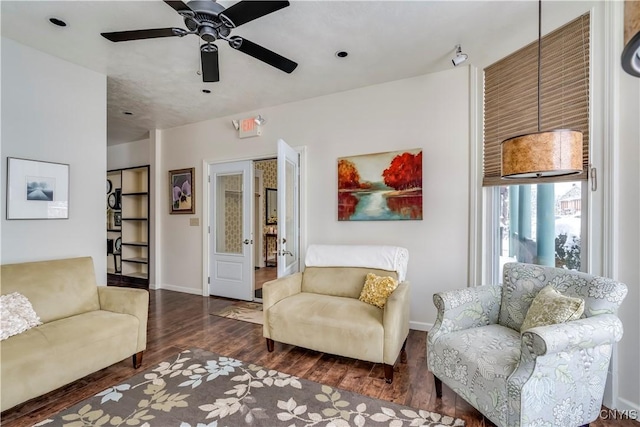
[520,285,584,332]
[0,292,42,341]
[359,273,399,309]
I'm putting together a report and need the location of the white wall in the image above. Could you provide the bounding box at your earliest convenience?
[107,138,150,170]
[159,67,471,328]
[1,37,107,283]
[615,68,640,411]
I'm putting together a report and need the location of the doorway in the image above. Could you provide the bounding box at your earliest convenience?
[205,141,304,301]
[253,159,278,300]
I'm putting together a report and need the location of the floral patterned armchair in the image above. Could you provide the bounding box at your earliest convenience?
[427,262,627,427]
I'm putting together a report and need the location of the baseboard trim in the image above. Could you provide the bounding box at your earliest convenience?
[410,321,433,332]
[155,284,204,296]
[615,396,640,413]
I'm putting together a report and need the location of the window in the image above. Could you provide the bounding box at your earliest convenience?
[484,13,590,279]
[498,182,584,273]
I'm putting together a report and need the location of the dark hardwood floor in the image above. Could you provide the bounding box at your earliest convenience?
[2,290,637,427]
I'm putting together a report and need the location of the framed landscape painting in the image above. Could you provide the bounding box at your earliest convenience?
[338,148,422,221]
[6,157,69,219]
[169,167,195,214]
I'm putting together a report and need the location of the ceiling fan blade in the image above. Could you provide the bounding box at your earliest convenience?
[229,36,297,74]
[201,45,220,83]
[101,28,185,42]
[220,1,289,28]
[163,0,192,13]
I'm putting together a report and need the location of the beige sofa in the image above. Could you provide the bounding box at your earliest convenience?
[0,257,149,412]
[263,245,410,383]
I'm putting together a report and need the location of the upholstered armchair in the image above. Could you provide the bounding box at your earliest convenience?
[427,262,627,427]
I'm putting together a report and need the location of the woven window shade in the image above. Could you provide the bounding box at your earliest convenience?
[483,13,590,186]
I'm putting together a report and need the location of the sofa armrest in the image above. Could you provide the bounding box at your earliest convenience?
[262,273,303,312]
[262,273,302,340]
[382,281,410,365]
[428,284,501,345]
[98,287,149,353]
[522,314,624,356]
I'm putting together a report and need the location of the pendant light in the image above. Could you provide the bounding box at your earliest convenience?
[501,0,583,179]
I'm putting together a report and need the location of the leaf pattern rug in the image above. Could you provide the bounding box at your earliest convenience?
[35,348,465,427]
[211,302,263,325]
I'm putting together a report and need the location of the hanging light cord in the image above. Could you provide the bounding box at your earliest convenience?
[537,0,542,133]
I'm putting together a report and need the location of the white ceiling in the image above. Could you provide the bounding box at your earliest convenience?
[1,0,537,145]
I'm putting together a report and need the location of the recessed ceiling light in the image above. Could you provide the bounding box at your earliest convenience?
[48,17,67,27]
[202,89,211,94]
[335,51,348,58]
[123,111,133,116]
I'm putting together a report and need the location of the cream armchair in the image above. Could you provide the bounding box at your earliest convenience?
[427,262,627,427]
[263,245,410,383]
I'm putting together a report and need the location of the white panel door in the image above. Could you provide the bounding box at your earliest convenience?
[277,139,300,278]
[208,161,253,300]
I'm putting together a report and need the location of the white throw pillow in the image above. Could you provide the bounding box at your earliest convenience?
[0,292,42,341]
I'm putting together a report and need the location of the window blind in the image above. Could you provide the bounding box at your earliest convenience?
[483,13,590,186]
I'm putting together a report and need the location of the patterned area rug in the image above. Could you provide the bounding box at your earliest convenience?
[211,301,263,325]
[35,349,465,427]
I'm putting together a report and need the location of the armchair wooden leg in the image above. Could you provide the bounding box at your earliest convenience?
[400,338,408,363]
[266,338,274,352]
[132,351,144,369]
[383,364,394,384]
[434,375,442,398]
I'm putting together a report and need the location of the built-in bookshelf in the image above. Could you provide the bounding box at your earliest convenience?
[107,165,150,287]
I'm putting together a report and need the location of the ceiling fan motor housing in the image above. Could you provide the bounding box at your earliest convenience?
[186,1,225,16]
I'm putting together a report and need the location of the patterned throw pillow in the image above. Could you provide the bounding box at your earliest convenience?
[358,273,399,309]
[0,292,42,341]
[520,285,584,332]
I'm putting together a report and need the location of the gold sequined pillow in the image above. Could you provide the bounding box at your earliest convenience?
[358,273,399,309]
[520,285,584,332]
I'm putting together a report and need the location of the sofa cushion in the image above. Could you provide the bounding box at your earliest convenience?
[359,273,399,309]
[0,257,100,323]
[1,310,139,411]
[520,285,584,332]
[301,267,398,299]
[267,292,384,362]
[500,262,628,331]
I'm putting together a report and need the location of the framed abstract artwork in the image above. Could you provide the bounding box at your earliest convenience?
[338,148,422,221]
[169,167,195,214]
[6,157,69,219]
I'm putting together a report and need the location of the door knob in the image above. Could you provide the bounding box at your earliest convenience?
[243,239,252,245]
[282,250,293,256]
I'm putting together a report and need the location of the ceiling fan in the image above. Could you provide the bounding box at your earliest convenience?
[101,0,298,83]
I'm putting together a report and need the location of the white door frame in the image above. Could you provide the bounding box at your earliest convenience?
[201,148,307,296]
[254,169,264,269]
[277,139,301,278]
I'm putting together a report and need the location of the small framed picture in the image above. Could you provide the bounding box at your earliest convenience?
[114,211,122,227]
[6,157,69,219]
[169,167,195,214]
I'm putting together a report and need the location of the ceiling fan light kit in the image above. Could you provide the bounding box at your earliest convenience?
[501,0,583,179]
[101,0,298,83]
